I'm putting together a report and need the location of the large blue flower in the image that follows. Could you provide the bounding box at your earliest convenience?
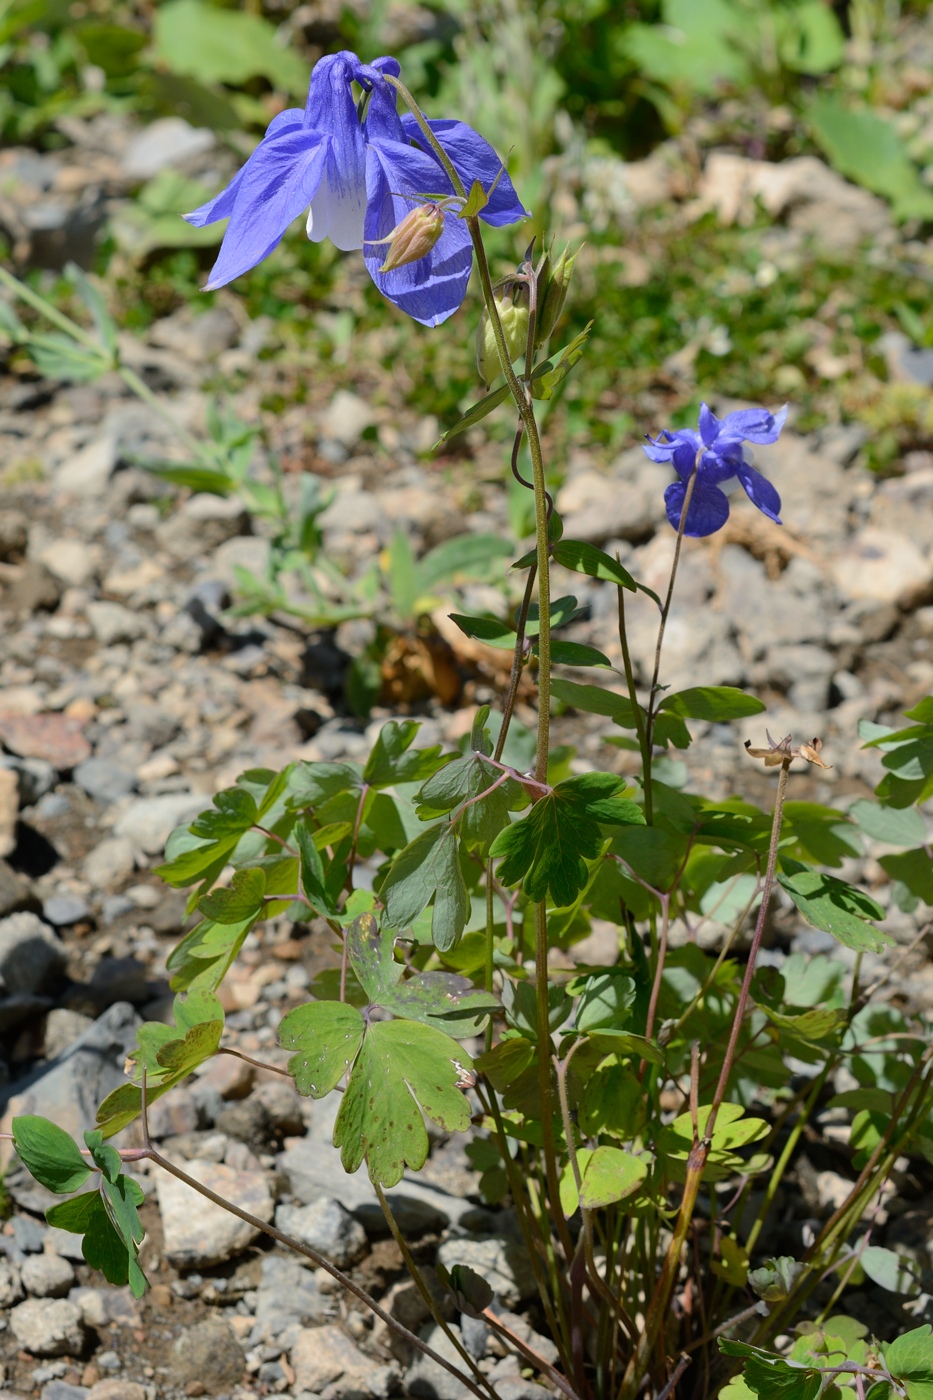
[184,50,528,326]
[643,402,788,537]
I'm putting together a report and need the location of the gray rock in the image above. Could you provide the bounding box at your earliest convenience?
[832,527,933,608]
[55,435,118,496]
[73,759,137,805]
[435,1235,537,1309]
[112,791,207,855]
[8,1297,84,1356]
[154,1157,274,1268]
[406,1322,473,1400]
[879,330,933,387]
[68,1285,140,1328]
[0,1255,24,1306]
[156,493,250,560]
[123,117,215,180]
[41,894,90,928]
[0,858,35,918]
[41,1382,88,1400]
[251,1254,330,1335]
[0,754,56,806]
[0,912,65,995]
[10,1214,48,1254]
[318,389,376,448]
[85,600,146,646]
[557,447,666,544]
[495,1382,556,1400]
[319,479,386,537]
[42,1009,94,1060]
[291,1322,399,1398]
[274,1198,368,1268]
[82,837,135,891]
[86,1381,147,1400]
[169,1317,244,1392]
[0,1003,140,1211]
[21,1252,75,1298]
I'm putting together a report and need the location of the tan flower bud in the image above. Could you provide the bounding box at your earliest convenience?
[369,203,446,273]
[475,295,530,384]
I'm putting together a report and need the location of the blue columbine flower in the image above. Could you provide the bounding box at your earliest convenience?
[183,50,528,327]
[643,402,788,537]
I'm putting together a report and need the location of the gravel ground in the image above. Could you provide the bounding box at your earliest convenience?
[3,95,933,1400]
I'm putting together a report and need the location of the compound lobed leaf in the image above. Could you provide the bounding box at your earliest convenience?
[189,787,258,840]
[198,866,267,924]
[381,823,470,951]
[363,719,446,788]
[578,1145,649,1209]
[12,1116,92,1195]
[84,1129,121,1185]
[885,1325,933,1400]
[333,1018,474,1186]
[278,1000,365,1097]
[879,848,933,906]
[46,1183,148,1297]
[490,773,644,908]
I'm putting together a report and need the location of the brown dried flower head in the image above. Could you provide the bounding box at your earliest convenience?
[744,731,831,769]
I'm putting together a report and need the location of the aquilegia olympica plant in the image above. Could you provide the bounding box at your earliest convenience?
[644,400,788,536]
[184,50,528,326]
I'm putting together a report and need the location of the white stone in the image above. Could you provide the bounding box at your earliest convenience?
[55,435,117,495]
[122,117,215,180]
[832,528,933,607]
[0,765,18,859]
[113,792,208,855]
[154,1158,274,1268]
[9,1297,84,1355]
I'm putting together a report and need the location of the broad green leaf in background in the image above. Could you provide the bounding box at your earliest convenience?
[153,0,308,93]
[879,849,933,907]
[778,863,893,954]
[490,772,644,908]
[363,719,446,787]
[381,822,470,951]
[860,1244,920,1295]
[659,687,765,721]
[198,867,266,924]
[415,534,514,593]
[624,0,751,98]
[12,1116,92,1195]
[333,1019,474,1186]
[415,706,519,854]
[809,96,933,221]
[850,799,926,847]
[578,1144,649,1208]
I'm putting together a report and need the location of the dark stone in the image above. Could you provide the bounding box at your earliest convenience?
[215,1096,272,1147]
[0,859,37,917]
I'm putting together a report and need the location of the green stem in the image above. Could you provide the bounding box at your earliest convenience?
[0,265,100,349]
[617,583,650,815]
[118,364,212,465]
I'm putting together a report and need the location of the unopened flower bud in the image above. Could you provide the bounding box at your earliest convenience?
[476,294,529,384]
[536,243,578,345]
[370,203,445,273]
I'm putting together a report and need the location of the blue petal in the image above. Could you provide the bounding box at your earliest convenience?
[363,137,472,326]
[665,479,731,537]
[698,449,738,485]
[183,108,304,228]
[734,463,782,523]
[715,404,788,445]
[643,427,698,464]
[401,115,528,226]
[198,130,331,289]
[698,402,722,447]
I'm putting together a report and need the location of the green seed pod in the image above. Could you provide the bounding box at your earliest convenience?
[476,295,530,385]
[536,243,578,346]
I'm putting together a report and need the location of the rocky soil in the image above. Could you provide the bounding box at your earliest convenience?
[3,95,933,1400]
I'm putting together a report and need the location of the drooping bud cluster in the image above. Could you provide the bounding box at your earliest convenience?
[475,239,578,386]
[475,284,530,385]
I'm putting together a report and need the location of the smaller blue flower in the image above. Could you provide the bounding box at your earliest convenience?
[643,402,788,537]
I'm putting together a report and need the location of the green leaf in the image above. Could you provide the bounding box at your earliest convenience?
[718,1339,823,1400]
[363,720,445,788]
[474,1036,535,1090]
[860,1245,919,1295]
[578,1145,649,1208]
[198,867,267,923]
[760,1006,846,1043]
[416,534,514,593]
[416,708,518,854]
[550,677,639,728]
[12,1116,92,1194]
[381,823,470,951]
[543,640,612,667]
[67,264,118,359]
[659,1103,769,1182]
[449,613,517,648]
[437,384,511,444]
[490,773,644,908]
[850,800,926,847]
[278,1000,365,1097]
[747,1256,808,1301]
[84,1129,121,1185]
[530,323,593,399]
[778,865,893,954]
[100,1174,147,1297]
[46,1183,148,1297]
[884,1325,933,1400]
[570,971,636,1032]
[143,462,236,495]
[809,95,933,221]
[153,0,309,93]
[294,820,339,918]
[190,787,258,839]
[333,1019,474,1186]
[550,539,636,591]
[879,848,933,906]
[659,686,766,721]
[27,333,112,382]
